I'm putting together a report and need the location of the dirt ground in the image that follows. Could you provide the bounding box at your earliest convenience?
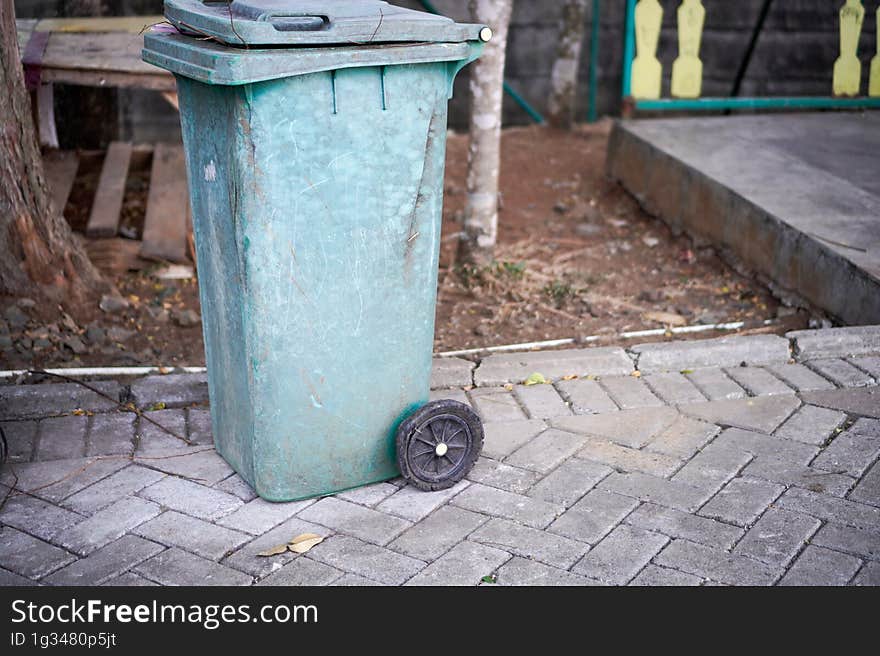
[0,122,810,371]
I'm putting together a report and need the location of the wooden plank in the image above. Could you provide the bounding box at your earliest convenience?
[35,83,59,148]
[86,142,133,238]
[41,68,176,91]
[141,143,190,264]
[42,150,79,218]
[35,15,165,34]
[42,32,167,76]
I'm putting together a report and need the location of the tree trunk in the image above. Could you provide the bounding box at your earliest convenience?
[547,0,587,129]
[0,2,106,307]
[458,0,513,268]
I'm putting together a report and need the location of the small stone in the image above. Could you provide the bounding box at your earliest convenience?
[638,289,665,302]
[16,298,37,309]
[171,309,200,327]
[85,325,106,344]
[776,306,798,318]
[575,223,602,237]
[99,294,130,314]
[32,338,52,350]
[696,312,723,325]
[642,236,660,248]
[107,326,136,342]
[0,335,13,349]
[145,306,169,322]
[4,305,29,329]
[62,336,88,354]
[473,324,489,337]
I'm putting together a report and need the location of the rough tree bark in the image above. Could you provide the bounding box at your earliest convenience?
[547,0,587,129]
[458,0,513,268]
[0,2,106,307]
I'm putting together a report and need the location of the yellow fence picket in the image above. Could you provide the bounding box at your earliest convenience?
[631,0,664,99]
[833,0,865,96]
[671,0,706,98]
[870,5,879,97]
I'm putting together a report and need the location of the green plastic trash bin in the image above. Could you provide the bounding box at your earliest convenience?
[143,0,488,501]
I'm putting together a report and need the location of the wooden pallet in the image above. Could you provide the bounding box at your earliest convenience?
[45,141,193,270]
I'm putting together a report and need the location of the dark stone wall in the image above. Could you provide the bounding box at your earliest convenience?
[14,0,879,143]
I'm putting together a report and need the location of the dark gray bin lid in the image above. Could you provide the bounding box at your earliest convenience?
[164,0,490,46]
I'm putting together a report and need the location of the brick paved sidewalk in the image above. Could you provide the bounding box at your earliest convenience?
[1,326,878,586]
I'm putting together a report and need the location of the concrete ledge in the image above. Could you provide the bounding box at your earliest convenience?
[0,381,123,420]
[631,335,791,373]
[474,347,634,387]
[788,326,880,360]
[430,357,475,389]
[607,114,880,325]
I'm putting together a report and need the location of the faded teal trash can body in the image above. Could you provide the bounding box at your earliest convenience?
[143,1,484,501]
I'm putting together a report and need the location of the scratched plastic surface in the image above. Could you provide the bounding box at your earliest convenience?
[151,38,480,500]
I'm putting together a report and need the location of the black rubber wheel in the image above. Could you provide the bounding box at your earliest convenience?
[396,399,483,492]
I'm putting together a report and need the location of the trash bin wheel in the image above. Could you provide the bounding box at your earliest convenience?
[396,400,483,492]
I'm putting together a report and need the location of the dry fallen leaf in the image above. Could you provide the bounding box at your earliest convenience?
[561,374,578,381]
[288,533,324,554]
[257,544,289,557]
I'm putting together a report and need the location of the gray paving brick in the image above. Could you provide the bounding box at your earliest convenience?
[778,545,861,586]
[35,415,87,461]
[86,413,135,457]
[680,395,801,433]
[0,527,75,580]
[298,497,412,545]
[505,428,587,473]
[466,458,542,494]
[55,496,161,556]
[699,477,784,527]
[733,508,820,566]
[134,511,251,561]
[1,420,36,462]
[813,423,880,477]
[724,366,795,396]
[256,558,344,586]
[0,567,37,586]
[375,480,468,522]
[431,357,475,389]
[388,505,488,561]
[572,524,668,584]
[767,363,835,392]
[429,388,469,405]
[136,547,252,586]
[139,476,242,521]
[0,492,83,542]
[599,376,664,409]
[849,461,880,507]
[629,564,703,586]
[776,488,880,531]
[216,497,315,535]
[789,326,880,360]
[1,457,128,504]
[807,358,874,387]
[742,457,856,497]
[308,535,426,585]
[222,517,329,578]
[811,523,880,561]
[62,465,165,514]
[716,427,819,465]
[43,535,164,586]
[551,406,679,448]
[335,482,399,507]
[185,408,213,444]
[851,356,880,380]
[685,368,746,401]
[672,441,752,493]
[800,387,880,419]
[130,373,209,409]
[329,574,384,586]
[645,415,719,459]
[135,409,189,455]
[655,539,780,586]
[215,474,258,502]
[852,561,880,585]
[626,503,743,550]
[497,557,602,586]
[850,418,880,438]
[577,437,681,477]
[405,540,510,586]
[452,483,562,528]
[633,335,790,373]
[0,381,122,420]
[481,419,546,460]
[644,372,706,404]
[548,489,639,544]
[600,472,711,512]
[555,378,618,414]
[513,383,572,419]
[102,572,158,586]
[135,448,233,486]
[471,518,589,569]
[474,347,633,387]
[774,405,846,445]
[468,387,527,422]
[528,458,612,508]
